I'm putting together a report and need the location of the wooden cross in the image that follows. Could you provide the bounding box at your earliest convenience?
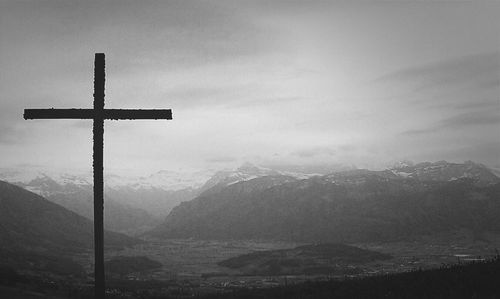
[23,53,172,299]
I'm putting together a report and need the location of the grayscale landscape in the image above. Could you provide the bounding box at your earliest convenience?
[0,1,499,298]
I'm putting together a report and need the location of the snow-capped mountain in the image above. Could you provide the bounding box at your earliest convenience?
[189,160,500,194]
[390,160,500,186]
[0,167,211,235]
[0,167,214,192]
[2,160,498,236]
[104,169,215,191]
[198,162,320,192]
[152,160,500,242]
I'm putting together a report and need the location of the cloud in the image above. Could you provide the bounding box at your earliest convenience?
[0,0,280,83]
[372,52,500,114]
[400,128,437,136]
[160,85,246,109]
[375,52,500,138]
[439,110,500,129]
[291,145,359,159]
[0,123,26,145]
[429,98,499,111]
[401,109,500,136]
[227,96,304,109]
[2,1,499,171]
[206,156,237,164]
[446,142,500,165]
[292,147,336,158]
[375,52,499,91]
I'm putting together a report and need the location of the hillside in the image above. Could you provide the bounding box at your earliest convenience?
[203,257,500,299]
[0,169,202,234]
[218,243,391,275]
[151,161,500,242]
[14,175,164,235]
[0,180,138,254]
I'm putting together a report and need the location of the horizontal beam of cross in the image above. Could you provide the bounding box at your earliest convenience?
[24,109,172,120]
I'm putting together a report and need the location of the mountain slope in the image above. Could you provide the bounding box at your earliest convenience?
[151,163,500,243]
[12,175,163,235]
[0,180,138,253]
[0,168,205,234]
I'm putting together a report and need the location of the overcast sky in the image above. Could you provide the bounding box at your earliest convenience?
[0,0,499,174]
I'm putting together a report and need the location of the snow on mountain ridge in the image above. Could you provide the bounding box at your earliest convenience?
[0,167,215,192]
[2,160,497,195]
[389,160,500,186]
[199,163,322,191]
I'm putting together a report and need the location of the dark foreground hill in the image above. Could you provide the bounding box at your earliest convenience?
[218,243,391,275]
[202,257,500,299]
[2,256,499,298]
[152,167,500,243]
[0,180,139,274]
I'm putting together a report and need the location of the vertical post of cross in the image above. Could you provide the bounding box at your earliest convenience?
[93,53,105,299]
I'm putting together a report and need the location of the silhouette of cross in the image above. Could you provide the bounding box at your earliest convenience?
[24,53,172,299]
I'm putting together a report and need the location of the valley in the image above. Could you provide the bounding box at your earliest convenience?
[73,230,499,294]
[7,230,500,298]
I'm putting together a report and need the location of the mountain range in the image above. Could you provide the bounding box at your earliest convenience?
[0,164,320,235]
[390,160,500,186]
[0,169,204,235]
[2,160,498,240]
[151,161,500,243]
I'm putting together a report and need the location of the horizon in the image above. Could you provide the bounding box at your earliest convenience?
[1,1,499,175]
[0,159,497,184]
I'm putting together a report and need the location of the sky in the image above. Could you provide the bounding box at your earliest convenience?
[0,0,499,175]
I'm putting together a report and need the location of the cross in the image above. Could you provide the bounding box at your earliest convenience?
[23,53,172,299]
